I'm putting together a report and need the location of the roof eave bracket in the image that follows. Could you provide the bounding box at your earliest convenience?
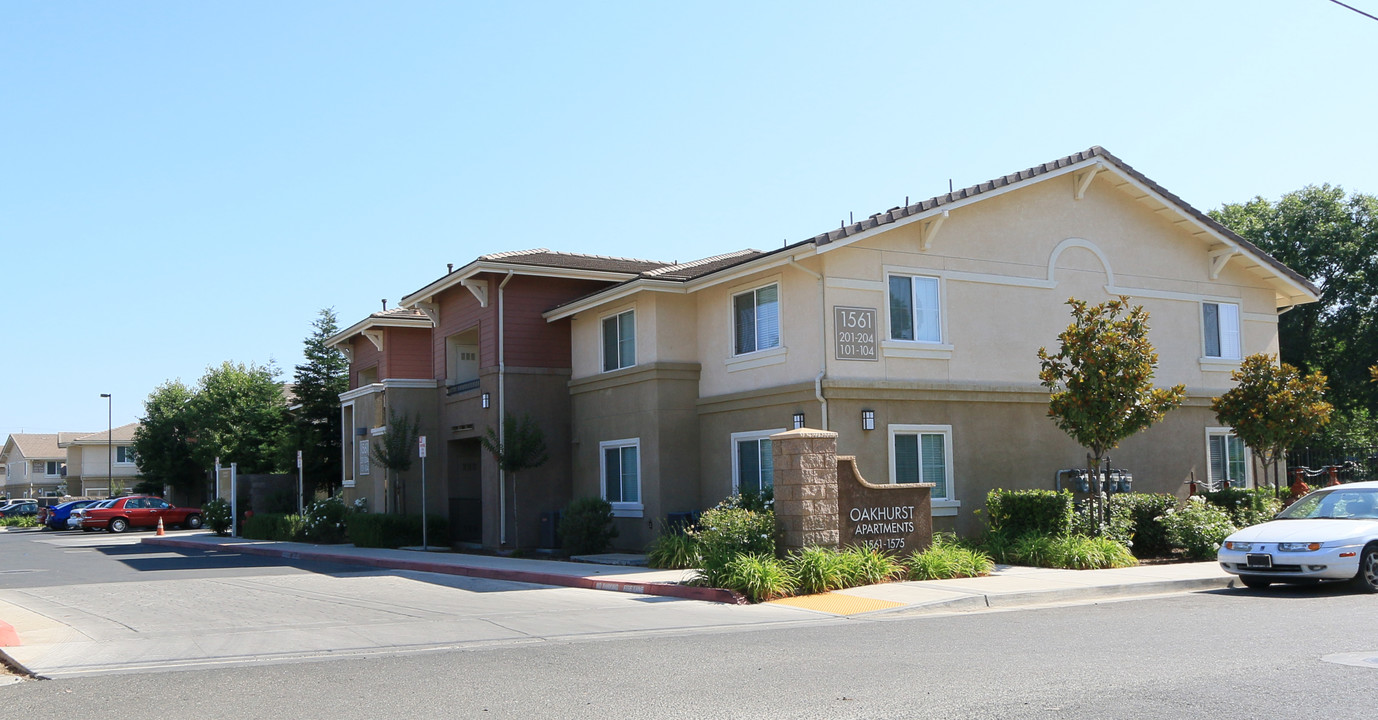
[1073,163,1103,200]
[920,210,949,251]
[362,329,384,352]
[1209,247,1240,280]
[460,277,489,308]
[416,301,440,327]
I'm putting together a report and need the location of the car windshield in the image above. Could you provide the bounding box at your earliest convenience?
[1277,487,1378,520]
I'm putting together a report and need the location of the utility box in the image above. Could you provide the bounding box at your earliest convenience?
[539,510,563,549]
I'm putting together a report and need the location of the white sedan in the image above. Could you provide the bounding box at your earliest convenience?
[1218,480,1378,591]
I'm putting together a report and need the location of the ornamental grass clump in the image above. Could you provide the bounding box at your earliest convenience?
[789,546,851,594]
[906,535,994,580]
[645,530,700,570]
[837,546,905,586]
[722,553,795,603]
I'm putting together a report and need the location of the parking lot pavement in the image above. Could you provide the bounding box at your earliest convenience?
[0,532,819,678]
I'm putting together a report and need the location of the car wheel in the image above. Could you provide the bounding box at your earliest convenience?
[1353,544,1378,594]
[184,514,203,530]
[1239,575,1272,590]
[108,517,128,534]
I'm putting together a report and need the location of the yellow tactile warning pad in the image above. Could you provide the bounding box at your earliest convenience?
[766,593,904,615]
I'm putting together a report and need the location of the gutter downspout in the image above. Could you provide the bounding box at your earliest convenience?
[788,257,827,430]
[497,270,514,545]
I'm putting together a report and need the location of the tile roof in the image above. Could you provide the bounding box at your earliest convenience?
[640,250,765,280]
[808,146,1317,296]
[477,248,672,275]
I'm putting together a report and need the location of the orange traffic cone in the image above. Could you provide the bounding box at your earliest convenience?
[156,517,165,536]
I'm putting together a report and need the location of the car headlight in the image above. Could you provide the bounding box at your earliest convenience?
[1278,542,1322,552]
[1224,541,1253,551]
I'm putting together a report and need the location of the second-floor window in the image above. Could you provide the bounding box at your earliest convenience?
[602,310,635,372]
[733,284,780,355]
[44,461,64,477]
[1203,302,1241,359]
[888,274,942,343]
[116,446,137,464]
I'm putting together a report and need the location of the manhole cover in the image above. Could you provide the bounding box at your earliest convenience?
[1322,652,1378,669]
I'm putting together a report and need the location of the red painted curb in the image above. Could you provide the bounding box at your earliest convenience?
[142,537,746,605]
[0,620,19,647]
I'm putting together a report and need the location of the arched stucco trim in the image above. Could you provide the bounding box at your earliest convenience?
[1047,237,1115,290]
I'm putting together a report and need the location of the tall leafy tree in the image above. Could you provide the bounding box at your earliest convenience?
[133,380,202,497]
[188,361,292,474]
[1212,354,1333,492]
[1038,297,1185,529]
[1211,186,1378,421]
[291,308,349,495]
[481,413,549,549]
[372,410,420,514]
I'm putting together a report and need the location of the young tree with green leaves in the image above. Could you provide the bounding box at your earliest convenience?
[372,410,420,514]
[481,413,549,550]
[291,308,349,496]
[134,380,203,499]
[1211,354,1333,493]
[187,361,292,474]
[1038,297,1186,531]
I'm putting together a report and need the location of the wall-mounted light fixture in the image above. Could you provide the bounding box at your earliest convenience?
[792,412,806,429]
[861,409,875,431]
[481,392,491,409]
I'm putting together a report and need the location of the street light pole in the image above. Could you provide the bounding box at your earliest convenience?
[100,393,112,498]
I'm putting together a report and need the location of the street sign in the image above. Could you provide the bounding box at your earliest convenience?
[296,450,302,469]
[419,435,427,458]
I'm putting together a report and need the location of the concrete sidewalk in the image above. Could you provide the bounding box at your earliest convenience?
[141,533,1235,615]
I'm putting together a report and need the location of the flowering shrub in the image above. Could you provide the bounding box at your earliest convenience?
[1201,487,1282,528]
[301,495,350,544]
[1160,496,1237,560]
[690,497,776,588]
[202,498,232,536]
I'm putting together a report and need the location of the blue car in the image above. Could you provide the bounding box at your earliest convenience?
[41,500,97,531]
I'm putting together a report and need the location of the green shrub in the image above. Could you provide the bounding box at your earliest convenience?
[302,495,350,544]
[721,553,795,603]
[203,498,232,536]
[241,513,303,541]
[906,536,994,580]
[1161,496,1237,560]
[983,531,1136,569]
[1201,487,1282,529]
[645,531,700,569]
[1110,493,1178,557]
[347,513,448,548]
[0,516,37,528]
[976,529,1018,565]
[789,546,851,594]
[1072,497,1134,545]
[560,497,618,555]
[837,546,905,586]
[690,499,776,588]
[985,489,1074,537]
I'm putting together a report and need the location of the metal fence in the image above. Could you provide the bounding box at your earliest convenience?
[1286,445,1378,483]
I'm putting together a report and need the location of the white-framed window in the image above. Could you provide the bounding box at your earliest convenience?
[116,446,136,465]
[888,424,958,514]
[731,429,785,496]
[733,283,780,356]
[1203,302,1241,360]
[887,274,942,343]
[601,309,636,372]
[1207,427,1249,489]
[600,438,642,517]
[44,461,64,477]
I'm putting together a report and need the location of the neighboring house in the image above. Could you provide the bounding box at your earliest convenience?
[545,146,1318,544]
[328,147,1317,549]
[61,423,144,498]
[1,433,93,498]
[326,253,671,548]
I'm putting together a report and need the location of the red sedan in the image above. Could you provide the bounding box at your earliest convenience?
[80,495,204,533]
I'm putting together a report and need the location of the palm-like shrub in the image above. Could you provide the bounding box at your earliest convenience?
[722,553,795,602]
[646,531,700,569]
[790,546,851,594]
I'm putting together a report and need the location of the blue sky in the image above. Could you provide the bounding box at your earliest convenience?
[3,1,1375,435]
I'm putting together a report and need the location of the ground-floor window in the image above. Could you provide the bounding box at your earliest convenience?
[731,429,785,496]
[600,438,642,517]
[1207,427,1248,489]
[888,424,956,510]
